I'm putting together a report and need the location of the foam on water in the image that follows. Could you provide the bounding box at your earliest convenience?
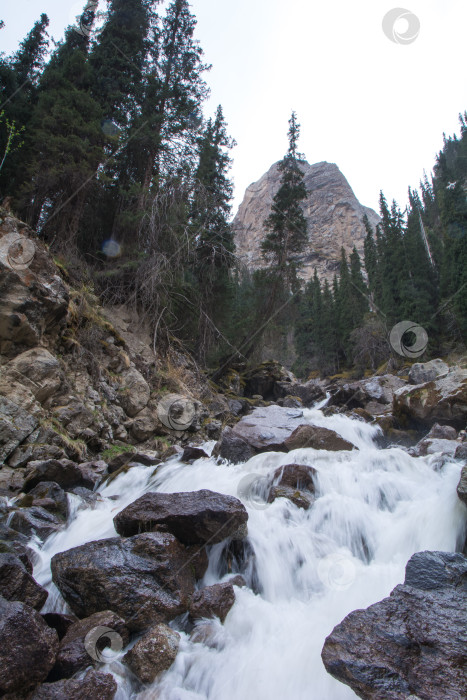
[31,407,466,699]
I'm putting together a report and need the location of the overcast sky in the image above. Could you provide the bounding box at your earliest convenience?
[2,0,467,215]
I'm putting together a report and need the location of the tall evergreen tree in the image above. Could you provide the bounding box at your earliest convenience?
[0,14,49,198]
[21,12,104,248]
[191,105,236,360]
[261,111,308,288]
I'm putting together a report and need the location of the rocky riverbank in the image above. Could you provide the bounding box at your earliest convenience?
[1,209,466,698]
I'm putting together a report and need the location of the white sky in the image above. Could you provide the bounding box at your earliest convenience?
[2,0,467,215]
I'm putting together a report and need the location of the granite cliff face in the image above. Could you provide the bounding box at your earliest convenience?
[233,161,380,282]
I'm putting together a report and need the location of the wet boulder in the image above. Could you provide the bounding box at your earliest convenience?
[267,486,313,510]
[18,481,69,520]
[0,552,48,609]
[9,505,63,540]
[322,550,467,700]
[51,532,201,631]
[0,595,59,696]
[189,581,236,623]
[284,425,354,452]
[181,445,209,463]
[0,522,36,571]
[213,426,254,464]
[114,489,248,545]
[42,612,77,640]
[267,463,317,510]
[31,670,117,700]
[51,610,129,680]
[24,458,87,491]
[123,623,180,685]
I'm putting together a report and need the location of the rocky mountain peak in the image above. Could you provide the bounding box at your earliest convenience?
[233,160,380,282]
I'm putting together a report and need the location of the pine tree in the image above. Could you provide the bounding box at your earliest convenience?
[0,14,49,198]
[21,14,104,248]
[89,0,153,129]
[261,111,308,288]
[191,105,236,361]
[133,0,210,212]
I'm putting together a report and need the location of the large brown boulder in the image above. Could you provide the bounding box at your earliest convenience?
[0,552,48,610]
[0,595,59,696]
[24,458,88,491]
[284,425,354,452]
[114,489,248,545]
[267,463,317,510]
[50,610,130,680]
[31,670,117,700]
[189,581,236,623]
[393,366,467,429]
[51,532,202,631]
[322,551,467,700]
[123,623,180,684]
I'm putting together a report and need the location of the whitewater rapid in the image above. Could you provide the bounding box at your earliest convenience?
[31,405,466,700]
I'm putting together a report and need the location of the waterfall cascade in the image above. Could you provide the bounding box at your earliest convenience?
[31,405,466,700]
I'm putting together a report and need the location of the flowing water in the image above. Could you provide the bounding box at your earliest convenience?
[30,405,466,700]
